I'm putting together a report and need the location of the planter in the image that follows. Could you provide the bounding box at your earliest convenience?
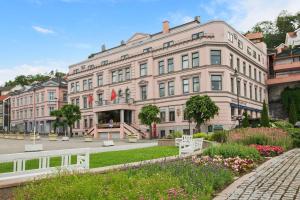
[158,139,175,146]
[48,134,58,141]
[16,134,25,140]
[128,136,138,143]
[84,136,93,142]
[30,134,40,141]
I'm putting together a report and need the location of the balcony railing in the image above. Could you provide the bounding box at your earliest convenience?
[95,98,134,107]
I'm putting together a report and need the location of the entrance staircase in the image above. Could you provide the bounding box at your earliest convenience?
[122,123,148,139]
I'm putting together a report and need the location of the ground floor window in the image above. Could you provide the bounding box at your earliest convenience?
[160,130,165,138]
[169,110,175,122]
[183,129,190,135]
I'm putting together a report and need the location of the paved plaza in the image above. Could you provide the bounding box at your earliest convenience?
[215,149,300,200]
[0,137,157,154]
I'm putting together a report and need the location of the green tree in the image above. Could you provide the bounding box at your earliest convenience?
[184,95,219,133]
[138,105,160,139]
[60,104,81,137]
[289,100,297,125]
[261,100,270,127]
[242,111,250,128]
[50,109,66,134]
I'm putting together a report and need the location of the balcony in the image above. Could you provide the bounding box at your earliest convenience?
[94,98,135,112]
[267,73,300,85]
[274,61,300,72]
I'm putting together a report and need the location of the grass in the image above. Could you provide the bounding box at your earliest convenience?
[14,160,234,200]
[203,143,262,161]
[0,146,178,174]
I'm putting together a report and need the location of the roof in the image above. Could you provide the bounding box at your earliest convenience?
[287,32,297,37]
[245,32,263,40]
[0,95,9,101]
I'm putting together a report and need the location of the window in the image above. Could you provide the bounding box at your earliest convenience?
[112,71,117,83]
[168,81,174,96]
[97,74,103,86]
[253,51,257,59]
[167,58,174,73]
[244,82,247,97]
[238,40,243,49]
[83,96,87,108]
[237,58,240,72]
[36,94,39,103]
[192,32,204,40]
[159,83,165,97]
[49,107,55,115]
[101,60,108,65]
[121,54,128,59]
[83,80,88,90]
[229,54,233,67]
[258,54,261,62]
[182,55,189,69]
[118,69,124,82]
[63,93,67,102]
[71,83,75,93]
[41,107,44,117]
[249,85,253,99]
[211,75,222,91]
[88,79,93,89]
[163,41,174,48]
[160,111,166,122]
[182,79,189,94]
[243,62,246,74]
[97,93,103,105]
[211,50,221,65]
[255,87,258,100]
[259,71,262,82]
[192,52,199,67]
[249,65,252,78]
[125,67,130,80]
[140,63,147,77]
[169,110,175,122]
[247,47,252,55]
[143,47,152,53]
[48,92,55,101]
[227,32,233,42]
[254,68,257,80]
[75,98,79,106]
[41,93,44,102]
[231,77,234,93]
[259,88,262,102]
[140,85,147,100]
[125,89,130,103]
[84,119,88,129]
[75,82,80,92]
[231,107,235,117]
[237,79,241,96]
[158,61,164,75]
[193,77,200,92]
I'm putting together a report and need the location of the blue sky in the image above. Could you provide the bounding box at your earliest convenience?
[0,0,299,85]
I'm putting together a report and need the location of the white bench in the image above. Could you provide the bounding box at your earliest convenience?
[103,140,114,147]
[179,135,203,156]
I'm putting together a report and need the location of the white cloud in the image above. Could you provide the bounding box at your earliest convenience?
[200,0,300,32]
[32,26,55,34]
[0,60,69,86]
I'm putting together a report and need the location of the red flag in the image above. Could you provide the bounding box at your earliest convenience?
[88,95,93,104]
[111,89,117,101]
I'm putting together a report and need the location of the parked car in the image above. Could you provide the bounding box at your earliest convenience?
[295,121,300,128]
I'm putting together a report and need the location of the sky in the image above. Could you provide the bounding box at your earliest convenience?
[0,0,300,85]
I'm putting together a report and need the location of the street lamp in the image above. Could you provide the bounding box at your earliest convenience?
[234,69,241,127]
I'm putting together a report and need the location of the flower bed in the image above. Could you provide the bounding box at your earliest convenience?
[250,144,284,157]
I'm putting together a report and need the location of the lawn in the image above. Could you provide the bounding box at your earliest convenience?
[0,146,178,174]
[14,160,233,200]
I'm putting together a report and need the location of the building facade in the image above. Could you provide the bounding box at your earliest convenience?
[67,18,268,138]
[10,78,68,134]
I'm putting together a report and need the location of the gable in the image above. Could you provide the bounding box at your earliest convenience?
[127,33,150,43]
[42,80,59,87]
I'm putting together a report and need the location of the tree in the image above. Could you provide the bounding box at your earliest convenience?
[184,95,219,133]
[261,100,270,127]
[60,104,81,137]
[50,109,66,134]
[138,104,160,139]
[289,100,297,125]
[242,111,250,128]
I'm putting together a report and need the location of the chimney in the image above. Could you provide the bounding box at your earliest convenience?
[120,40,125,45]
[195,16,201,23]
[163,21,170,34]
[101,44,106,52]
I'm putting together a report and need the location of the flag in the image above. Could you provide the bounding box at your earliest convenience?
[88,95,93,104]
[111,89,117,101]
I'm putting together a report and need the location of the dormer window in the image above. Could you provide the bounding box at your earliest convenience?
[238,40,243,49]
[81,65,86,70]
[227,32,233,42]
[247,47,252,55]
[192,32,204,40]
[163,41,174,48]
[101,60,108,65]
[121,54,129,59]
[143,47,152,53]
[74,69,79,74]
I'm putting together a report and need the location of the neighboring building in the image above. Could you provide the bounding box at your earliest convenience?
[0,95,9,131]
[10,78,68,134]
[286,28,300,47]
[267,46,300,119]
[67,18,268,138]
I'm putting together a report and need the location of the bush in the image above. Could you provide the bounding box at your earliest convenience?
[272,120,294,130]
[166,131,182,139]
[288,128,300,147]
[210,131,228,143]
[203,144,261,161]
[193,132,211,140]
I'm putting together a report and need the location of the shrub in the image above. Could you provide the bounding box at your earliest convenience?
[250,144,284,157]
[193,132,211,140]
[242,111,250,128]
[210,131,228,143]
[203,144,261,161]
[272,120,294,130]
[261,100,270,127]
[288,128,300,147]
[166,131,182,139]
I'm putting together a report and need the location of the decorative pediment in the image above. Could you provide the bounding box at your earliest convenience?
[138,80,149,85]
[127,33,150,43]
[42,80,59,87]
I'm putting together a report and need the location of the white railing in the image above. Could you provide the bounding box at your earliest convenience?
[0,148,90,180]
[178,135,203,156]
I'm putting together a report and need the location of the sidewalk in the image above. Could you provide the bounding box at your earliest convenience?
[214,149,300,200]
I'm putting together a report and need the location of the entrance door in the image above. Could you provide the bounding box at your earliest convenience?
[124,110,132,124]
